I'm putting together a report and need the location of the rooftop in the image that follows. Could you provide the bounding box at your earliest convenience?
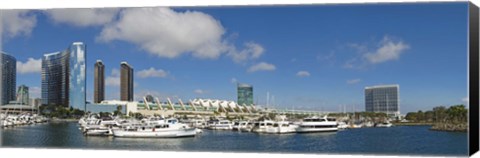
[365,84,399,89]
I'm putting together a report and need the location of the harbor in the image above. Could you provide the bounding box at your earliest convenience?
[1,120,467,156]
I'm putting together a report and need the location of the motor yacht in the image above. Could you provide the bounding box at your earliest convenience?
[296,116,338,133]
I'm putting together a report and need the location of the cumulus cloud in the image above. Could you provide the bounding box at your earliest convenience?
[194,89,207,95]
[30,86,41,98]
[363,36,410,64]
[344,35,410,69]
[97,8,226,59]
[248,62,276,72]
[227,42,265,63]
[296,71,310,77]
[94,7,265,64]
[346,78,361,84]
[1,10,37,38]
[461,97,468,104]
[45,8,119,27]
[1,10,37,50]
[16,58,41,74]
[137,67,168,78]
[105,69,120,87]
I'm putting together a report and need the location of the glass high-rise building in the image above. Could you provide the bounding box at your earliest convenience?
[0,52,16,105]
[94,60,105,103]
[17,85,29,105]
[237,83,253,106]
[69,42,86,111]
[120,62,134,101]
[365,84,400,116]
[42,42,86,110]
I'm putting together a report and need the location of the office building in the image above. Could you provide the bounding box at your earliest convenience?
[237,83,253,106]
[16,85,29,105]
[94,60,105,103]
[0,52,17,105]
[42,42,86,110]
[365,84,400,116]
[120,62,134,101]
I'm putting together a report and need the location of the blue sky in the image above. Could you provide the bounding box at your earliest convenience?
[2,2,469,113]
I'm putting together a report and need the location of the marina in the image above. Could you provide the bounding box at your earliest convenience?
[1,121,467,156]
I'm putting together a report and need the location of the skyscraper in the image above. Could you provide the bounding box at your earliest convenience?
[365,84,400,117]
[42,50,69,107]
[69,42,86,111]
[94,60,105,103]
[0,52,16,105]
[42,42,86,110]
[16,85,29,105]
[237,83,253,106]
[120,62,134,101]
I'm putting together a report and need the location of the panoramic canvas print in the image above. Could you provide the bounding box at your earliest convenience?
[0,2,472,157]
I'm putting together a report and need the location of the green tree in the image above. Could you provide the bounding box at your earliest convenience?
[405,112,417,121]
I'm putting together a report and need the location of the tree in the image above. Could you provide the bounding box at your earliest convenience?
[405,112,417,121]
[433,106,447,123]
[114,105,123,116]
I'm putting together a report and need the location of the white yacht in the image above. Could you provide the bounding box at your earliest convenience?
[207,119,233,130]
[112,118,197,138]
[232,121,249,131]
[337,121,349,129]
[252,120,274,133]
[267,121,297,134]
[376,121,393,128]
[296,116,338,133]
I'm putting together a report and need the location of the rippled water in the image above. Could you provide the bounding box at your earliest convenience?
[1,122,468,156]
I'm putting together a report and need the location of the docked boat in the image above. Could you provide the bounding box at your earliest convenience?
[296,116,338,133]
[252,120,274,133]
[232,120,249,131]
[363,121,375,127]
[207,119,233,130]
[112,118,197,138]
[337,121,349,129]
[376,121,393,128]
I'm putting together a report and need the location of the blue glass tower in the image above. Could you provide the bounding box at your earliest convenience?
[42,42,86,110]
[69,42,86,111]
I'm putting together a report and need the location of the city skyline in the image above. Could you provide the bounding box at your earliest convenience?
[2,3,469,113]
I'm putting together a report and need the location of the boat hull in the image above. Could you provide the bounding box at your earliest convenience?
[296,127,338,133]
[112,128,197,138]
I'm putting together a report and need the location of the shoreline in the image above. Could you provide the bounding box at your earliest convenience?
[392,122,434,126]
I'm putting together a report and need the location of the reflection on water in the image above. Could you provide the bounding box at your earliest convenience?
[1,122,468,156]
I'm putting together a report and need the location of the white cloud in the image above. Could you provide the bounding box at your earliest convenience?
[30,86,41,98]
[461,97,469,104]
[296,71,310,77]
[227,42,265,63]
[137,67,168,78]
[97,8,226,59]
[247,62,276,72]
[1,10,37,38]
[1,10,37,50]
[194,89,207,95]
[16,58,41,74]
[344,35,410,69]
[105,69,120,87]
[363,36,410,64]
[346,78,361,84]
[105,76,120,87]
[46,8,119,27]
